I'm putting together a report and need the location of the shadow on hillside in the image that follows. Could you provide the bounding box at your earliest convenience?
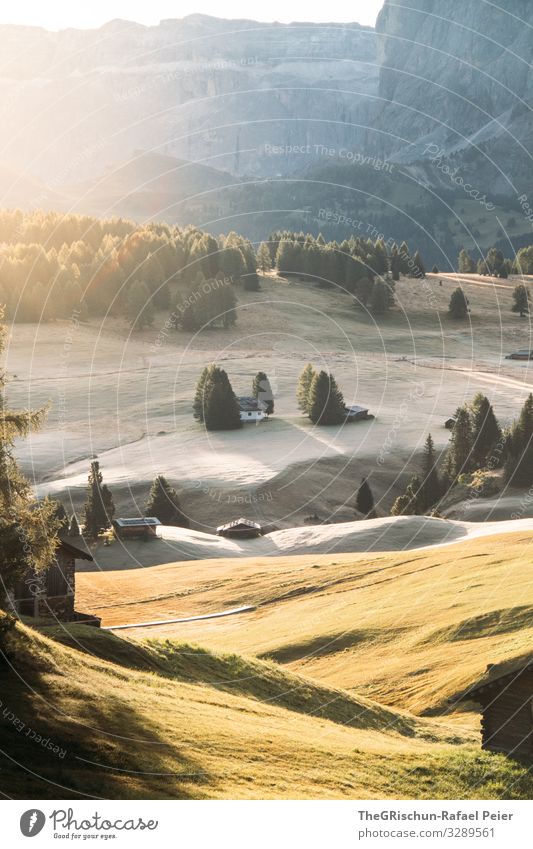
[0,627,211,799]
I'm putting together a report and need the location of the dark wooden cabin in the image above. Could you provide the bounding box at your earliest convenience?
[11,539,99,625]
[458,655,533,760]
[216,518,263,538]
[113,517,161,540]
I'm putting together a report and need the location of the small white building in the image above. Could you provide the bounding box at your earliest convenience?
[237,396,268,423]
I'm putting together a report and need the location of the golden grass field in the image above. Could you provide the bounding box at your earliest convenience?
[2,531,533,799]
[77,531,533,716]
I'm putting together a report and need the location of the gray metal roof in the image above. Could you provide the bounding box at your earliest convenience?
[113,517,162,527]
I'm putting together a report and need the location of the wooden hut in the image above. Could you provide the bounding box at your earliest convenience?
[10,539,99,625]
[216,518,263,538]
[113,517,161,540]
[458,654,533,759]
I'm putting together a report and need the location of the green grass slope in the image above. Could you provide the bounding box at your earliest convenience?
[1,615,532,800]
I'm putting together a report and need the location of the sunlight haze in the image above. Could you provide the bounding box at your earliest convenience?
[0,0,383,29]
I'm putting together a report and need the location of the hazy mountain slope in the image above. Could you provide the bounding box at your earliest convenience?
[371,0,533,196]
[0,16,377,183]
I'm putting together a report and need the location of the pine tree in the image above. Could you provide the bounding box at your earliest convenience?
[419,434,441,510]
[50,500,69,534]
[512,284,530,318]
[126,279,154,329]
[470,394,501,469]
[390,245,400,281]
[447,406,473,478]
[252,371,274,414]
[297,363,316,414]
[505,394,533,484]
[83,461,114,537]
[369,280,389,315]
[68,514,81,537]
[431,265,439,274]
[356,477,375,517]
[0,311,59,603]
[458,249,475,274]
[146,475,189,527]
[411,250,426,278]
[257,242,272,273]
[391,475,422,516]
[193,365,212,422]
[202,367,242,431]
[307,371,346,425]
[448,287,469,319]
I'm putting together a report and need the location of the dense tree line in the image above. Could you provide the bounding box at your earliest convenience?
[270,231,427,316]
[458,244,533,278]
[0,210,256,325]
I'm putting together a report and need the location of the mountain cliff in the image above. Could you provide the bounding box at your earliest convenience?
[371,0,533,197]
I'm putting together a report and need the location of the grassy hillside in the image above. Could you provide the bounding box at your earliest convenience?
[1,613,532,800]
[79,532,533,715]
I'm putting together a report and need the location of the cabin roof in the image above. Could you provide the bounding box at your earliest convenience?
[345,404,369,414]
[237,396,267,412]
[217,517,262,532]
[58,539,93,562]
[457,651,533,700]
[113,517,162,528]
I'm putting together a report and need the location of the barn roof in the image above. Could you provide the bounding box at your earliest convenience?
[58,539,93,562]
[457,651,533,700]
[113,517,162,528]
[217,517,262,532]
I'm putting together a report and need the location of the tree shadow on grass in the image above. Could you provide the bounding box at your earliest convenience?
[0,626,211,799]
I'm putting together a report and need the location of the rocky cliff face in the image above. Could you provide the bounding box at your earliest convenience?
[0,16,377,185]
[371,0,533,197]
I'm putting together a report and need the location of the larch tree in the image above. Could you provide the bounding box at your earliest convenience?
[458,249,475,274]
[126,279,154,329]
[0,311,59,605]
[257,242,272,273]
[512,284,530,318]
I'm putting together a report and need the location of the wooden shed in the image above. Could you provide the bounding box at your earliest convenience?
[113,517,161,540]
[458,654,533,760]
[11,539,99,625]
[216,518,263,538]
[344,404,370,422]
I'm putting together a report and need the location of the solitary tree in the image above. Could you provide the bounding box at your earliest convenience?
[448,287,469,319]
[252,371,274,414]
[146,475,189,527]
[356,477,375,518]
[83,461,114,537]
[193,365,212,422]
[297,363,316,414]
[411,250,426,278]
[512,284,530,318]
[0,311,59,604]
[307,371,346,425]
